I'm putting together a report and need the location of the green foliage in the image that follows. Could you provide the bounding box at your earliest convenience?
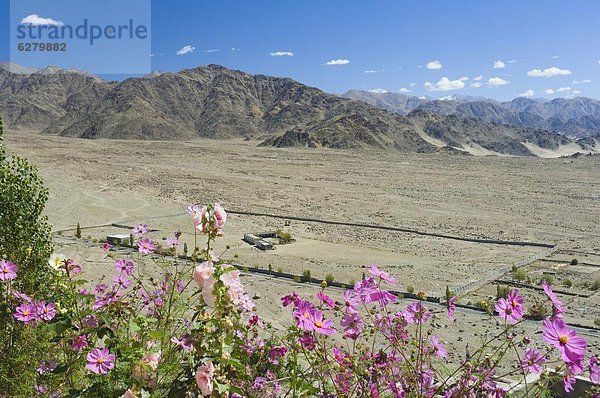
[570,258,578,265]
[595,319,600,327]
[76,222,82,239]
[406,285,415,294]
[183,241,188,256]
[276,229,293,244]
[512,269,528,282]
[563,279,573,288]
[527,300,549,320]
[293,275,301,283]
[591,279,600,291]
[496,285,509,300]
[325,273,335,284]
[277,267,283,273]
[0,116,4,162]
[540,274,554,285]
[302,269,311,282]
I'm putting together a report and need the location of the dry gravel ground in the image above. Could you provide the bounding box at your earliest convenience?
[5,129,600,331]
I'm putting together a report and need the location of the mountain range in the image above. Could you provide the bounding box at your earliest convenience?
[341,90,600,139]
[0,62,598,157]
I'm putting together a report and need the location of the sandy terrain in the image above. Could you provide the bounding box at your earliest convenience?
[5,130,600,362]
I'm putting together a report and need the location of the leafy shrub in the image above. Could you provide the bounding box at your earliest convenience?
[540,274,554,285]
[563,279,573,288]
[277,267,283,273]
[570,258,578,265]
[406,284,415,294]
[293,275,302,283]
[512,269,528,282]
[591,279,600,291]
[302,269,312,282]
[325,273,335,284]
[276,229,293,244]
[595,319,600,327]
[76,222,82,239]
[496,285,509,299]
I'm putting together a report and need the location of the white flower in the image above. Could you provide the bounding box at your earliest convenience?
[48,253,66,271]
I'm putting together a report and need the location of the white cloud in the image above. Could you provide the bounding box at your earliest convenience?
[545,89,555,95]
[487,77,508,87]
[550,55,560,59]
[409,82,416,87]
[493,60,505,69]
[572,79,592,84]
[418,96,427,100]
[270,51,293,57]
[203,49,221,53]
[398,87,412,93]
[364,69,385,74]
[176,45,195,55]
[473,75,483,81]
[439,95,455,101]
[426,60,442,70]
[424,77,466,91]
[527,67,572,77]
[20,14,64,26]
[556,86,571,92]
[231,48,240,51]
[368,88,388,93]
[572,90,581,94]
[150,52,165,57]
[325,59,350,65]
[518,89,535,97]
[470,82,482,88]
[506,59,518,64]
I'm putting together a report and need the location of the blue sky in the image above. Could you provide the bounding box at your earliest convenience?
[1,0,599,100]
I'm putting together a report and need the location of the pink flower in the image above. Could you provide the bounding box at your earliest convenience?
[293,300,317,331]
[132,224,149,237]
[102,242,112,252]
[142,351,161,371]
[37,360,57,374]
[36,301,56,321]
[14,303,37,323]
[317,291,335,309]
[368,264,397,285]
[72,335,89,351]
[85,348,115,374]
[171,336,193,352]
[194,261,215,287]
[542,281,564,318]
[195,360,215,396]
[138,237,156,254]
[340,312,363,339]
[0,260,18,281]
[220,268,244,303]
[563,373,576,393]
[447,296,456,321]
[115,259,134,275]
[343,290,360,314]
[166,237,180,248]
[113,274,132,290]
[521,348,545,373]
[405,302,431,324]
[212,203,227,235]
[309,309,336,335]
[495,298,523,324]
[429,336,448,358]
[268,346,288,364]
[542,318,587,365]
[507,289,524,312]
[589,356,598,384]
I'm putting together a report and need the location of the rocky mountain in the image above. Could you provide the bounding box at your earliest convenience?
[0,63,597,156]
[341,90,600,139]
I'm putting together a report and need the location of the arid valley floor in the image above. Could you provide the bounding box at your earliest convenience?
[6,130,600,368]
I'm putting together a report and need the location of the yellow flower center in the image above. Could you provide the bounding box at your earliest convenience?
[303,312,309,319]
[559,335,569,345]
[97,358,104,364]
[2,268,8,273]
[22,310,29,316]
[315,321,323,328]
[512,299,518,307]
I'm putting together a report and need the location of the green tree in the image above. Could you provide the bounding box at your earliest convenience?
[76,222,82,239]
[0,115,54,396]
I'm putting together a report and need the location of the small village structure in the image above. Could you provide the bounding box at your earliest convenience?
[243,232,277,250]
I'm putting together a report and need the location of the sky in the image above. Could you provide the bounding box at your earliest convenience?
[1,0,600,101]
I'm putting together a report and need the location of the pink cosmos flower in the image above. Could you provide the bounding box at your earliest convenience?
[309,309,336,335]
[166,237,180,249]
[370,289,397,307]
[317,291,335,309]
[115,259,134,275]
[429,336,448,358]
[542,318,587,365]
[343,290,360,314]
[195,360,215,396]
[14,303,37,323]
[542,281,564,318]
[85,348,115,374]
[37,360,57,374]
[138,237,156,254]
[0,260,18,281]
[113,274,132,290]
[340,312,363,340]
[405,302,431,324]
[447,296,457,321]
[589,356,598,384]
[293,300,317,331]
[72,335,88,351]
[495,297,523,324]
[353,278,378,303]
[171,336,193,352]
[506,289,524,312]
[368,264,397,285]
[132,224,149,237]
[563,373,576,393]
[268,346,288,364]
[102,242,112,252]
[281,293,300,307]
[521,348,545,373]
[36,301,56,321]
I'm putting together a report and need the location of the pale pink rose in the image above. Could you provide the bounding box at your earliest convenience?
[195,360,215,396]
[194,262,215,287]
[120,389,136,398]
[220,269,244,304]
[212,203,227,235]
[201,278,217,307]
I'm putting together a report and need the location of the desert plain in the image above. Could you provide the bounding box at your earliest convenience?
[5,130,600,372]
